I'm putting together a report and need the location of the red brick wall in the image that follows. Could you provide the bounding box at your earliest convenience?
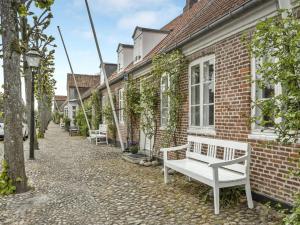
[100,31,299,205]
[152,31,300,205]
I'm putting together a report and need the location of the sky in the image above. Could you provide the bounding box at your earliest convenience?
[0,0,185,96]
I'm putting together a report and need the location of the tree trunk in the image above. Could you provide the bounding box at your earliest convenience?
[1,0,28,192]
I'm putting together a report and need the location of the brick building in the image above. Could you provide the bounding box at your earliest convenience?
[80,0,299,206]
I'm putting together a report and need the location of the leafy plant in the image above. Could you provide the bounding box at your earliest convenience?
[124,78,141,143]
[102,97,117,142]
[247,5,300,224]
[0,160,16,196]
[75,100,92,137]
[152,50,186,148]
[63,117,71,131]
[91,90,101,129]
[200,186,244,208]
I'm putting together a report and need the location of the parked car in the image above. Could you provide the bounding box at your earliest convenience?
[0,120,29,141]
[22,123,29,141]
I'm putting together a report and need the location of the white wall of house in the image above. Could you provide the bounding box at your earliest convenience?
[133,29,167,64]
[67,101,78,126]
[117,46,133,72]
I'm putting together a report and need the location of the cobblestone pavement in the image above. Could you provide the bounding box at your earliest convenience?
[0,123,283,225]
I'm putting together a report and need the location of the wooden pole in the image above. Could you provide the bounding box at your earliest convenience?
[84,0,125,151]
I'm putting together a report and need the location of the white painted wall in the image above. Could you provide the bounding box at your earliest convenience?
[118,46,133,72]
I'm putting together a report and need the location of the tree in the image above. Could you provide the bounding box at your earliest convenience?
[0,0,55,193]
[1,0,28,192]
[248,4,300,224]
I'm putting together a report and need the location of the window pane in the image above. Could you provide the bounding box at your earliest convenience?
[161,108,168,126]
[191,85,200,105]
[203,105,214,126]
[162,94,168,108]
[203,82,214,104]
[203,60,214,82]
[191,106,200,126]
[191,65,200,85]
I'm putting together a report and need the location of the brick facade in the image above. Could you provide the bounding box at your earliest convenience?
[151,31,300,205]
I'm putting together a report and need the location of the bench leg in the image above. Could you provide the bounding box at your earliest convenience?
[245,180,254,209]
[164,166,169,184]
[213,187,220,215]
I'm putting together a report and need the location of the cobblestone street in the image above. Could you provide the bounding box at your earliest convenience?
[0,123,282,225]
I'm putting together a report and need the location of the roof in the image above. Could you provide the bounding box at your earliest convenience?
[117,43,134,52]
[132,26,170,39]
[103,63,118,78]
[95,0,258,91]
[125,0,253,73]
[54,95,67,101]
[67,74,100,89]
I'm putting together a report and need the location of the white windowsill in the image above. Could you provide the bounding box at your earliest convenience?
[187,127,216,136]
[248,130,278,141]
[160,126,167,131]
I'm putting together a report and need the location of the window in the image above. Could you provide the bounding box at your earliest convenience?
[72,106,76,119]
[64,108,68,117]
[189,55,215,129]
[118,89,124,123]
[251,58,280,131]
[161,74,170,127]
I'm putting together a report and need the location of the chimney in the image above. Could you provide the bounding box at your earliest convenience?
[183,0,198,12]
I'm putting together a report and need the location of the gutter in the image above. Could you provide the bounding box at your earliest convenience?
[127,0,268,74]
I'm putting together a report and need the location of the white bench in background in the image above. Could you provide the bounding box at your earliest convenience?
[88,124,108,145]
[161,135,253,214]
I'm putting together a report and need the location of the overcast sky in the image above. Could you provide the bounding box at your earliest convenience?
[0,0,185,96]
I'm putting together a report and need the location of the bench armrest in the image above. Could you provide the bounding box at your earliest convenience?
[208,155,249,168]
[160,144,189,153]
[90,130,100,134]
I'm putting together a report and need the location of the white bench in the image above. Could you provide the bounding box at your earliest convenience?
[88,124,108,145]
[161,136,253,214]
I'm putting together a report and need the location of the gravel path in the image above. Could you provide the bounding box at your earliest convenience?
[0,123,282,225]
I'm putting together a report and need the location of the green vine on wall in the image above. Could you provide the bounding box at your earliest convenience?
[91,90,101,129]
[75,100,92,137]
[152,50,186,148]
[247,5,300,224]
[124,78,141,143]
[102,96,117,142]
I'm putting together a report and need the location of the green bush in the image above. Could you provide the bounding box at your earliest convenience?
[64,117,70,131]
[75,100,92,137]
[0,160,16,196]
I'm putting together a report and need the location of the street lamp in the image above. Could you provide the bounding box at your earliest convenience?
[26,48,41,160]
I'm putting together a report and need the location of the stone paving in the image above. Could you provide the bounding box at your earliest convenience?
[0,123,283,225]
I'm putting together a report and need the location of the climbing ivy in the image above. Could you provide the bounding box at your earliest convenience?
[91,90,101,129]
[124,78,141,143]
[151,50,186,147]
[0,160,16,196]
[247,5,300,224]
[102,96,117,142]
[75,100,92,137]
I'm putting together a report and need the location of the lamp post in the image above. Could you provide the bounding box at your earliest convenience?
[26,48,41,160]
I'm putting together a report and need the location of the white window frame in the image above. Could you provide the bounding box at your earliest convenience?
[188,55,216,135]
[249,57,282,141]
[160,73,170,128]
[118,89,124,124]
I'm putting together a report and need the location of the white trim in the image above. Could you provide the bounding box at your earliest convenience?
[278,0,292,9]
[118,88,125,124]
[160,73,170,127]
[188,54,215,131]
[187,128,216,136]
[248,131,278,141]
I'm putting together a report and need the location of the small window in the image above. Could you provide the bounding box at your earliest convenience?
[118,89,124,123]
[252,58,279,130]
[72,106,76,119]
[189,56,215,129]
[161,74,170,127]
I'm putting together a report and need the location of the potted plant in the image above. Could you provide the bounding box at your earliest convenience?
[128,141,139,154]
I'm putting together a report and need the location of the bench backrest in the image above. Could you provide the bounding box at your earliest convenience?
[99,124,107,134]
[186,136,251,174]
